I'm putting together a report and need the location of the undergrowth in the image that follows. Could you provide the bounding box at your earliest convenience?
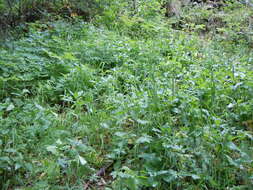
[0,1,253,190]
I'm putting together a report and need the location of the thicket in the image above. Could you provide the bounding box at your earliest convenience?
[0,0,253,190]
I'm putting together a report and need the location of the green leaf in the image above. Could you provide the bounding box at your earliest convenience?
[6,103,15,111]
[227,142,240,152]
[115,132,127,137]
[181,172,201,180]
[136,119,149,125]
[225,155,240,168]
[5,148,17,153]
[163,170,178,183]
[15,163,22,170]
[136,135,152,144]
[78,155,87,165]
[46,145,58,155]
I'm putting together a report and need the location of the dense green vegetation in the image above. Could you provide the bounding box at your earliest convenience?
[0,0,253,189]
